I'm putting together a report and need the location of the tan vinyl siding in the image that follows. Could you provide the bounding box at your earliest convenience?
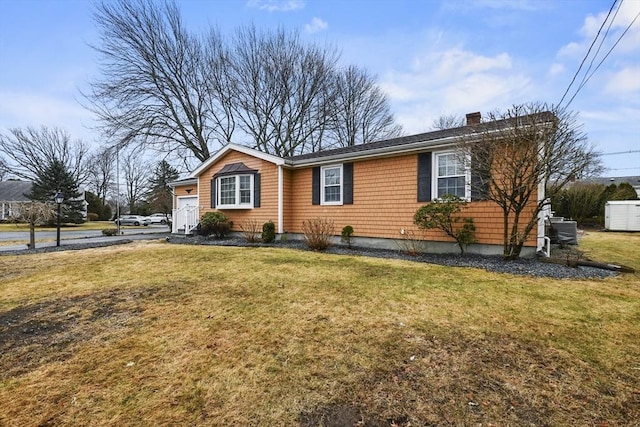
[174,185,197,197]
[288,154,537,247]
[198,151,280,228]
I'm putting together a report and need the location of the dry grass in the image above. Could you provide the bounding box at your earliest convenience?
[0,233,638,426]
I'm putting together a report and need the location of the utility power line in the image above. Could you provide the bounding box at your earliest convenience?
[558,0,640,109]
[557,0,618,108]
[601,150,640,155]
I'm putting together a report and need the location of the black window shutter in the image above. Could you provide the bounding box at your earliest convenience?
[343,163,353,204]
[312,166,320,205]
[211,178,216,208]
[471,155,490,201]
[417,152,432,202]
[253,173,261,208]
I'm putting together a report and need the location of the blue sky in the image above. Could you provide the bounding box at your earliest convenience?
[0,0,638,175]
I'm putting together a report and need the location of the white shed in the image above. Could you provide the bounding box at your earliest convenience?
[605,200,640,232]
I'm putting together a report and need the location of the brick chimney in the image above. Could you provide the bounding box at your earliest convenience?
[466,112,481,125]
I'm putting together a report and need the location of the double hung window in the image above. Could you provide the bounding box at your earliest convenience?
[435,153,468,199]
[217,174,253,208]
[321,165,342,205]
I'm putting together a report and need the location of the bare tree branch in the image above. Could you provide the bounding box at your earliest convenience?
[326,65,402,148]
[85,0,220,162]
[458,103,602,259]
[0,126,89,184]
[121,147,150,213]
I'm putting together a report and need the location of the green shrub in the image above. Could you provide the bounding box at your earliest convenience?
[102,228,118,236]
[414,195,477,254]
[262,220,276,243]
[302,218,335,251]
[199,212,232,239]
[341,225,354,248]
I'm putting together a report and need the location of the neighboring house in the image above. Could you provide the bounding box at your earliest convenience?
[579,176,640,198]
[0,180,32,220]
[170,113,548,256]
[0,180,89,221]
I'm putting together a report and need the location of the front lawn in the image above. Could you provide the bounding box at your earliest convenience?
[0,232,638,426]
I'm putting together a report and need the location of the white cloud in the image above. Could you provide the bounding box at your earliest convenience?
[304,17,328,34]
[246,0,304,12]
[557,41,584,59]
[548,63,565,76]
[461,0,549,12]
[379,46,531,133]
[604,66,640,96]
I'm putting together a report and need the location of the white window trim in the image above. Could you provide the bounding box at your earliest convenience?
[432,151,471,201]
[217,174,254,209]
[321,164,343,206]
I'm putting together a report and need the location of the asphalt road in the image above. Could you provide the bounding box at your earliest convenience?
[0,225,171,252]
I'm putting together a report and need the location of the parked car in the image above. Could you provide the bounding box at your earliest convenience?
[147,213,172,225]
[114,215,151,226]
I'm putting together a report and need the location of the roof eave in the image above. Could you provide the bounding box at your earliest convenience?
[168,178,197,187]
[189,143,286,178]
[287,134,469,167]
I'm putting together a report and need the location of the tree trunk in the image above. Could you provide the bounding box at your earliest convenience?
[28,221,36,249]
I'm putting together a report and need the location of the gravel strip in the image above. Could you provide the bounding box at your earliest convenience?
[2,234,616,279]
[167,235,617,280]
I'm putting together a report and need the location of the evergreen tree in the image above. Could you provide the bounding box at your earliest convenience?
[148,160,180,215]
[611,182,639,200]
[27,159,85,223]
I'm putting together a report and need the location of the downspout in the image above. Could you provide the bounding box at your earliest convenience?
[277,165,283,234]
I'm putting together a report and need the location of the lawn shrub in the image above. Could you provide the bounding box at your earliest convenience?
[302,218,335,251]
[414,195,477,254]
[240,219,261,243]
[102,228,117,236]
[262,220,276,243]
[396,229,425,256]
[341,225,354,248]
[199,212,232,238]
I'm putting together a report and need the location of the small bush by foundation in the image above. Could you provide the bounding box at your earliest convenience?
[240,219,262,243]
[262,221,276,243]
[200,212,232,239]
[302,218,335,251]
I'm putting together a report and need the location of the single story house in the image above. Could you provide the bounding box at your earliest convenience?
[0,180,89,221]
[0,180,32,220]
[170,112,549,256]
[578,176,640,198]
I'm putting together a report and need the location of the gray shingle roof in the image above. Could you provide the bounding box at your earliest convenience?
[286,111,555,163]
[0,180,32,202]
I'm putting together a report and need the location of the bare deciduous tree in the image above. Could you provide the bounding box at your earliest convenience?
[0,157,9,181]
[87,1,402,161]
[229,25,339,157]
[86,147,116,209]
[431,114,466,130]
[87,0,218,162]
[121,148,150,213]
[326,65,402,148]
[11,202,55,249]
[458,103,602,259]
[120,150,151,213]
[0,126,89,183]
